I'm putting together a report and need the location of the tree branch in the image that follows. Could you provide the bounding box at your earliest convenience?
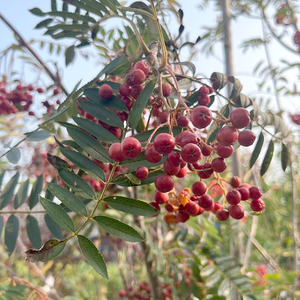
[0,13,69,96]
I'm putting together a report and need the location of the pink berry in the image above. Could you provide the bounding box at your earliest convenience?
[145,145,163,163]
[216,209,229,221]
[134,61,149,76]
[226,190,241,205]
[155,174,174,193]
[154,190,168,204]
[230,108,251,129]
[99,84,113,100]
[135,166,148,180]
[121,137,141,159]
[211,157,227,173]
[216,126,239,146]
[125,69,145,86]
[181,143,201,164]
[250,199,265,211]
[228,204,244,219]
[238,130,256,147]
[119,83,131,96]
[249,186,263,200]
[238,187,250,200]
[191,181,207,196]
[108,143,126,162]
[190,106,213,129]
[153,133,175,155]
[162,83,172,97]
[198,194,213,210]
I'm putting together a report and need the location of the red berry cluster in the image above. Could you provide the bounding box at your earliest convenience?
[118,268,201,299]
[107,101,263,222]
[159,177,265,224]
[253,265,267,286]
[197,85,214,106]
[0,82,34,114]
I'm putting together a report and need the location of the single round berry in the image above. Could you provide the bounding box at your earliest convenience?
[159,110,168,124]
[37,87,44,93]
[134,61,149,76]
[212,157,227,173]
[163,161,180,175]
[176,131,190,145]
[145,145,163,163]
[228,204,244,219]
[121,137,141,159]
[177,115,189,127]
[155,174,174,193]
[99,84,113,100]
[185,201,201,216]
[190,106,213,129]
[198,95,210,106]
[211,202,222,214]
[167,152,182,167]
[198,194,213,209]
[216,126,239,146]
[131,85,144,99]
[238,130,256,147]
[53,88,60,95]
[217,144,233,158]
[249,186,263,200]
[108,143,126,162]
[153,133,175,155]
[119,290,127,298]
[176,167,187,178]
[250,199,265,211]
[135,166,148,180]
[181,143,201,164]
[238,187,250,200]
[230,108,251,129]
[125,69,145,86]
[216,209,229,221]
[154,190,168,204]
[119,83,131,96]
[162,83,172,97]
[201,144,211,156]
[230,176,241,188]
[192,181,207,196]
[226,190,241,205]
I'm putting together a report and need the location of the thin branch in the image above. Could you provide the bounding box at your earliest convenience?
[261,9,299,55]
[0,13,69,96]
